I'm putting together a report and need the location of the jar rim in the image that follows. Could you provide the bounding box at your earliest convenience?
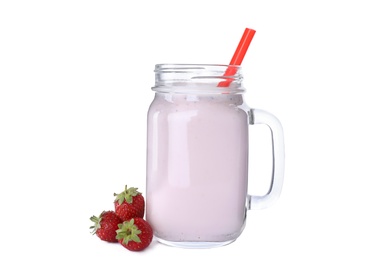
[155,64,241,71]
[153,64,245,94]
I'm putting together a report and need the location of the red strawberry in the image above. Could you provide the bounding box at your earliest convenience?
[114,185,145,221]
[90,210,122,242]
[116,218,153,251]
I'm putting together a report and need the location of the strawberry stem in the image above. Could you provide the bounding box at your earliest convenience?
[114,185,140,205]
[116,219,142,244]
[89,212,103,235]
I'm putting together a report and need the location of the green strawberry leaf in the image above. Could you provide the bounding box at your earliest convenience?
[114,185,140,205]
[89,213,103,234]
[116,219,142,244]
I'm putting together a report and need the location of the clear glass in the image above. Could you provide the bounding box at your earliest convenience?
[146,64,284,248]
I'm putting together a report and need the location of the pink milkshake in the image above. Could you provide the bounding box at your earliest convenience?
[146,93,249,246]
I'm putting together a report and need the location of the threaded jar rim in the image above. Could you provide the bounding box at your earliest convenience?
[153,64,245,94]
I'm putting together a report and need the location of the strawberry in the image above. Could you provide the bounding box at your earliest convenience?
[114,185,145,221]
[90,210,122,242]
[116,218,153,251]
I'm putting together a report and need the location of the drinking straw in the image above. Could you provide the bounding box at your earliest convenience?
[218,28,256,87]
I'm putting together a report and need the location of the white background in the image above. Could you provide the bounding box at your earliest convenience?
[1,0,389,259]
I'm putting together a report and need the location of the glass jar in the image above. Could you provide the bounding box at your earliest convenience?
[146,64,284,248]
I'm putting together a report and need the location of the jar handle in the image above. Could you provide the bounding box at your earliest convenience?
[248,108,285,210]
